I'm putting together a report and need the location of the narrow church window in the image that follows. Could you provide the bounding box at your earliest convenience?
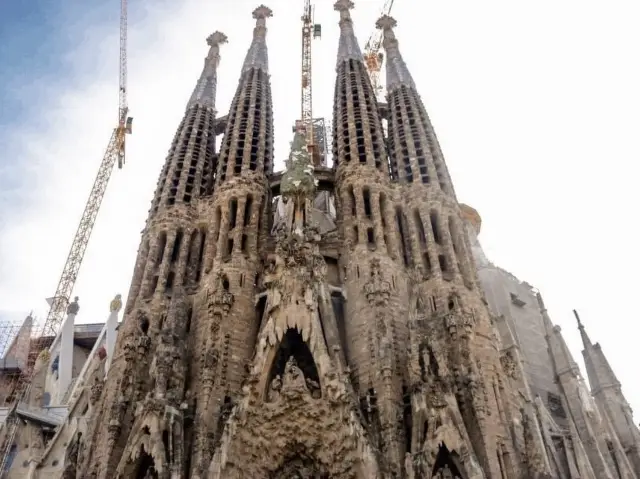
[165,271,175,292]
[229,198,238,229]
[256,295,267,328]
[170,230,183,264]
[396,207,412,267]
[430,210,442,244]
[243,195,253,227]
[439,254,448,275]
[186,307,192,333]
[414,209,427,246]
[214,207,222,242]
[367,227,375,248]
[363,188,372,218]
[195,228,206,282]
[241,234,248,255]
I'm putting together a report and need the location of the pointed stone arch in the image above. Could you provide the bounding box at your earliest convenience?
[120,433,160,479]
[264,328,321,402]
[432,443,468,479]
[115,405,185,479]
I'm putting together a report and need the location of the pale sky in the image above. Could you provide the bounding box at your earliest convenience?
[1,0,639,418]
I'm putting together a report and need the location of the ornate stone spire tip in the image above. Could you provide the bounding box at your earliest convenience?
[207,31,228,47]
[573,309,584,328]
[334,0,354,12]
[109,294,123,313]
[375,14,397,30]
[253,5,273,20]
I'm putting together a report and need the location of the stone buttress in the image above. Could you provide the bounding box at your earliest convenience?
[188,6,273,477]
[377,14,549,479]
[331,1,410,475]
[72,32,227,479]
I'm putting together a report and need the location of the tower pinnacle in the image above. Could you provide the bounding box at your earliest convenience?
[253,4,272,21]
[376,15,416,91]
[188,31,227,110]
[334,0,362,66]
[574,309,593,349]
[242,5,272,73]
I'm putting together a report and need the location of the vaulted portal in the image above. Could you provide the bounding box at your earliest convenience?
[132,446,158,479]
[432,443,467,479]
[266,328,321,401]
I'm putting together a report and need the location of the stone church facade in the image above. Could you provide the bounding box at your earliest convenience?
[3,1,639,478]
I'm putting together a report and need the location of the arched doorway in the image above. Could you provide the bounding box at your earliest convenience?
[432,443,467,479]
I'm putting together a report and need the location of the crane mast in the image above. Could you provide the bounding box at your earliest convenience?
[295,0,322,165]
[0,0,132,468]
[43,0,132,346]
[364,0,395,99]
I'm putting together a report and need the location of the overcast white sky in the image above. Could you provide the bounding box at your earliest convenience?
[1,0,639,417]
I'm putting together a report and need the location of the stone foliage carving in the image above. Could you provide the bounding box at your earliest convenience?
[152,328,185,404]
[500,351,518,380]
[207,271,235,316]
[90,377,104,405]
[363,258,391,307]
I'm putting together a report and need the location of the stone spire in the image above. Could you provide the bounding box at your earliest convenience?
[575,310,621,393]
[575,309,594,348]
[334,0,363,66]
[147,31,227,219]
[377,15,456,196]
[188,31,228,110]
[331,0,387,171]
[376,15,415,91]
[241,5,272,74]
[216,5,275,184]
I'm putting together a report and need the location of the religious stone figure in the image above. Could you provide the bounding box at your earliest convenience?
[268,375,282,402]
[67,296,80,315]
[281,356,308,394]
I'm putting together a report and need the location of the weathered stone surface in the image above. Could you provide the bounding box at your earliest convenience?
[7,4,636,479]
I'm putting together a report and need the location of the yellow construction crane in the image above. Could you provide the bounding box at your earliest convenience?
[42,0,132,346]
[364,0,395,99]
[294,0,322,165]
[0,0,131,468]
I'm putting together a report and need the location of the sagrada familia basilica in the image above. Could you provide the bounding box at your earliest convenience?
[1,1,639,478]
